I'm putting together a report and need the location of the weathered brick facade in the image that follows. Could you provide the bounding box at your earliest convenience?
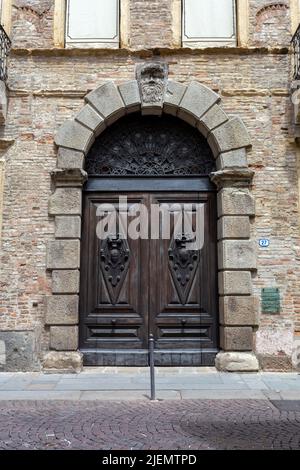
[0,0,299,371]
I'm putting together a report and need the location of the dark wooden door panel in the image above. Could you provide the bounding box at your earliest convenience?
[80,190,218,366]
[80,193,149,352]
[149,193,218,354]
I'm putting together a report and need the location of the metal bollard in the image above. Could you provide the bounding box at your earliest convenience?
[149,334,156,401]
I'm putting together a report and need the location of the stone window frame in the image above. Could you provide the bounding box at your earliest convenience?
[173,0,249,48]
[45,78,259,374]
[54,0,130,48]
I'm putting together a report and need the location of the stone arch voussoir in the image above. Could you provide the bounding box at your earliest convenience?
[44,78,258,374]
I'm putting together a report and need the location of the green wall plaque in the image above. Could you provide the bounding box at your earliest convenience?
[261,288,280,314]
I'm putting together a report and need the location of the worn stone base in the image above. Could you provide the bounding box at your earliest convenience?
[42,351,83,374]
[258,354,293,372]
[215,352,259,372]
[0,331,41,371]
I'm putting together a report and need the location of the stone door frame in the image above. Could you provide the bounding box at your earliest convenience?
[44,78,259,373]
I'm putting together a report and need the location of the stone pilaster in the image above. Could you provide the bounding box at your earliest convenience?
[45,168,86,372]
[211,168,259,372]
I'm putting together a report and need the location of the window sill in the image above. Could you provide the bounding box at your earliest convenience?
[182,40,237,49]
[65,42,120,50]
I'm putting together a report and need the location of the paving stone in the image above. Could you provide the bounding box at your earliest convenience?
[80,391,148,401]
[1,399,299,449]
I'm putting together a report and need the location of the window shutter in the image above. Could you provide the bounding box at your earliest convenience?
[66,0,119,45]
[183,0,236,44]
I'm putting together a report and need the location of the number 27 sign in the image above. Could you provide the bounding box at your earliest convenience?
[259,239,270,248]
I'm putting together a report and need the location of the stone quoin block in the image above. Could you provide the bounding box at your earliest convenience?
[45,295,79,325]
[164,80,187,116]
[118,80,141,113]
[52,270,80,294]
[197,104,228,138]
[217,216,251,240]
[220,296,258,326]
[179,81,220,123]
[49,188,82,216]
[46,240,80,270]
[218,188,255,217]
[50,326,79,351]
[208,117,251,157]
[57,148,85,170]
[55,216,81,239]
[220,326,254,351]
[85,81,125,125]
[54,119,95,154]
[215,352,259,372]
[218,271,253,296]
[218,240,257,271]
[216,149,248,169]
[75,104,106,136]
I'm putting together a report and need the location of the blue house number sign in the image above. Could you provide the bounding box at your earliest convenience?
[259,239,270,248]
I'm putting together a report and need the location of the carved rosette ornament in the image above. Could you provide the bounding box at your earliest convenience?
[136,62,168,109]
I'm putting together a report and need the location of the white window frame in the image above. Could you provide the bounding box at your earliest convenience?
[65,0,120,49]
[182,0,237,48]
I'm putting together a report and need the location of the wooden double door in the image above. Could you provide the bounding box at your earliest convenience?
[80,189,218,366]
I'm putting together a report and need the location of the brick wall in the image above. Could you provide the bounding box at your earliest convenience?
[129,0,175,49]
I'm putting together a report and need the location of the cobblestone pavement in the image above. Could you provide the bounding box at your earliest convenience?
[0,400,299,450]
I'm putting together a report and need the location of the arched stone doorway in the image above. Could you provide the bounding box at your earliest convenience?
[80,113,218,366]
[45,68,259,372]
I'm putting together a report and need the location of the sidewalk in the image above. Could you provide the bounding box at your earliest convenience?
[0,367,299,401]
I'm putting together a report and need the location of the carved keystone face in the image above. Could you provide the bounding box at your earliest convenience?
[136,62,168,104]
